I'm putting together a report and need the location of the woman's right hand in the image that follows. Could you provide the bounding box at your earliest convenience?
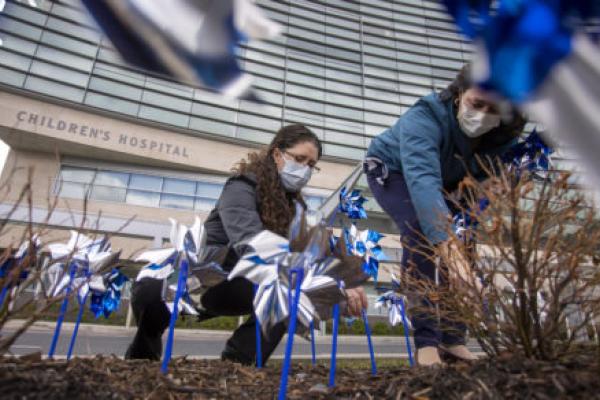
[344,286,368,317]
[437,239,482,291]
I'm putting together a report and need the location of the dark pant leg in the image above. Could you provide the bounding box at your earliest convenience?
[125,278,170,360]
[201,277,286,365]
[367,172,440,348]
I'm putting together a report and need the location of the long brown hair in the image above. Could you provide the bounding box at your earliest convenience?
[233,124,322,236]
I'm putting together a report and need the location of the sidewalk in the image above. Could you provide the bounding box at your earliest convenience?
[3,319,409,344]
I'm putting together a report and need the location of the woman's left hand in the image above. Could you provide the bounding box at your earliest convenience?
[344,286,368,317]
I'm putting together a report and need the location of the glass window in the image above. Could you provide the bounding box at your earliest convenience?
[0,32,38,55]
[238,112,281,131]
[29,60,89,87]
[94,171,129,188]
[46,16,100,43]
[138,105,190,128]
[163,178,196,195]
[237,127,274,144]
[195,198,217,212]
[191,103,237,122]
[142,90,191,113]
[0,49,32,71]
[189,118,236,137]
[91,186,126,202]
[40,31,97,57]
[130,174,162,191]
[323,143,365,160]
[4,2,47,25]
[88,77,143,100]
[60,166,95,183]
[0,66,26,86]
[0,15,43,41]
[84,92,140,116]
[24,76,85,102]
[36,45,94,72]
[58,182,89,199]
[126,190,160,207]
[160,194,194,210]
[196,182,223,199]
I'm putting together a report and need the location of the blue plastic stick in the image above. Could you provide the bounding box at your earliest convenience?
[399,297,414,367]
[48,263,76,358]
[161,257,187,374]
[328,303,340,388]
[362,309,377,375]
[67,291,88,360]
[254,284,262,368]
[277,268,304,400]
[309,320,316,366]
[0,285,9,308]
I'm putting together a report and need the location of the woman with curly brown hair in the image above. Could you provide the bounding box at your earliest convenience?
[126,124,369,365]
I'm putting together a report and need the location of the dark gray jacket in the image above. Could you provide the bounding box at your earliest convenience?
[203,173,263,271]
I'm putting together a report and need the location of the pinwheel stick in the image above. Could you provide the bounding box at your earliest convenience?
[254,284,262,368]
[309,320,316,366]
[161,256,186,374]
[328,303,340,388]
[48,262,76,358]
[277,268,304,400]
[399,297,414,367]
[362,309,377,375]
[0,285,10,308]
[67,291,89,360]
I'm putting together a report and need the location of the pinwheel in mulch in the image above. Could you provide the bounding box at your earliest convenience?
[46,232,120,359]
[0,234,42,309]
[135,217,228,374]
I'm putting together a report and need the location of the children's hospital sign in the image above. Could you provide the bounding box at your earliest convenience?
[14,110,190,158]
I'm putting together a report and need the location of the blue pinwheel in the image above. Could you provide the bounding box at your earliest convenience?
[375,274,414,367]
[342,224,387,281]
[502,130,553,179]
[338,187,368,220]
[46,232,120,359]
[89,268,129,318]
[135,217,227,373]
[0,234,42,308]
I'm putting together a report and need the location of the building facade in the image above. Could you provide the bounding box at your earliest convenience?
[0,0,472,300]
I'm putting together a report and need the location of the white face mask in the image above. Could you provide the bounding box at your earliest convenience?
[457,97,501,138]
[279,154,312,192]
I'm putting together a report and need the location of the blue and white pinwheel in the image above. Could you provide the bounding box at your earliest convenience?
[339,187,368,220]
[375,291,411,329]
[135,217,223,315]
[343,224,387,281]
[441,0,600,198]
[0,234,42,308]
[453,198,490,242]
[80,0,281,100]
[46,232,120,359]
[502,130,553,179]
[48,233,120,300]
[228,230,344,334]
[89,268,130,318]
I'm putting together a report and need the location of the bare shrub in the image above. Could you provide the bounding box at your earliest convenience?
[408,165,600,361]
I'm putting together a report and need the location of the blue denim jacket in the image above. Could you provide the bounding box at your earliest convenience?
[366,93,515,244]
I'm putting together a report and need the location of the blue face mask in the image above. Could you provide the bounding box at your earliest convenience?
[279,155,312,192]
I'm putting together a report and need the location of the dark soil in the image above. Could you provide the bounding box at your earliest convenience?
[1,352,599,399]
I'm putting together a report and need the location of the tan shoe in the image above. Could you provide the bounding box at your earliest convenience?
[416,346,442,366]
[439,344,477,361]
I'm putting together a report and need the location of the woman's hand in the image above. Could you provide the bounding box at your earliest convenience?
[437,239,482,291]
[345,286,368,317]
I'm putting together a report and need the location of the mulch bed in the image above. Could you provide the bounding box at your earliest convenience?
[1,352,599,399]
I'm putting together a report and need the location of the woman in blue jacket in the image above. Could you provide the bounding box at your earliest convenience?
[364,65,525,366]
